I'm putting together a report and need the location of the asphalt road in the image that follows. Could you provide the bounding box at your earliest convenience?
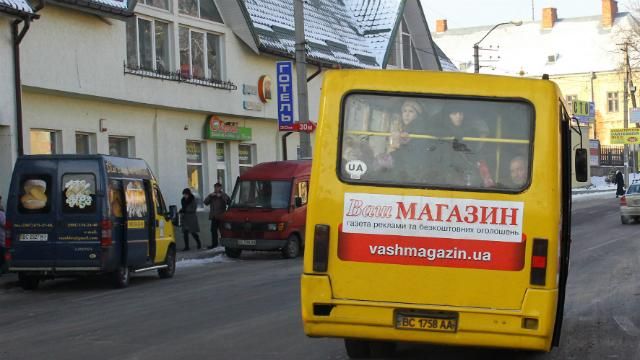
[1,193,639,360]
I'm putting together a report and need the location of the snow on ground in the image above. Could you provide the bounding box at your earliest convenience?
[176,254,235,268]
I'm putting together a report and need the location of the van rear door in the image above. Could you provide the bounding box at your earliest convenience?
[56,161,102,270]
[123,179,152,267]
[10,160,58,269]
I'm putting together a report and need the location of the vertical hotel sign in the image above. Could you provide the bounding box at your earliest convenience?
[276,61,294,130]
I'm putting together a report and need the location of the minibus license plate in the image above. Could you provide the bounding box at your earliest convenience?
[19,233,49,242]
[396,313,457,332]
[238,240,256,246]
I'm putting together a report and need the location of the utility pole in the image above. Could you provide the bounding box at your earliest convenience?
[623,42,630,186]
[294,0,311,159]
[626,46,637,173]
[531,0,535,21]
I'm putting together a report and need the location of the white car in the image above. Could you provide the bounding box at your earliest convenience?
[620,183,640,224]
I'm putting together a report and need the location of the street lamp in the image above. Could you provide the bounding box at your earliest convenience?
[473,20,523,73]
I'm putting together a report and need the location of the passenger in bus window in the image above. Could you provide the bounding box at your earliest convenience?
[509,156,528,188]
[439,103,494,188]
[389,100,435,182]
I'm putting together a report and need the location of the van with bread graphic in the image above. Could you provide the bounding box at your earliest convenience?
[5,155,177,290]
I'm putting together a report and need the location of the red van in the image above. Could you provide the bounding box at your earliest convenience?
[220,160,311,259]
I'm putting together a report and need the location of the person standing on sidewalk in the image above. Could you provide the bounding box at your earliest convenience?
[203,183,230,249]
[615,170,625,198]
[179,188,201,251]
[0,196,6,276]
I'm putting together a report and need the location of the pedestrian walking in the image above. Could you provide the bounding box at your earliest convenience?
[0,196,6,276]
[179,188,201,251]
[203,183,230,249]
[615,170,625,198]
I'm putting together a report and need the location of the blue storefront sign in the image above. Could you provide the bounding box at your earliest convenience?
[276,61,294,131]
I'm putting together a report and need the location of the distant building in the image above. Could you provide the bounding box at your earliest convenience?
[1,0,448,204]
[433,0,638,145]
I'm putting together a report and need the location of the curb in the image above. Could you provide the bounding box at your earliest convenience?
[572,189,616,195]
[176,247,225,262]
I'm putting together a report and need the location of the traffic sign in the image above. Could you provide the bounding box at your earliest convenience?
[293,122,316,133]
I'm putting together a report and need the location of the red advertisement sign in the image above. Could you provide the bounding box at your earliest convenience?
[339,193,526,271]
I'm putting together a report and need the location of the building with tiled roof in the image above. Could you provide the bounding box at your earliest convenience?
[433,0,637,144]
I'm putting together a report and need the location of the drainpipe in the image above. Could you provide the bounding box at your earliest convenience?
[12,6,41,156]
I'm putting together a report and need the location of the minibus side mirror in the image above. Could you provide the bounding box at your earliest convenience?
[294,197,303,208]
[168,205,178,223]
[575,148,588,182]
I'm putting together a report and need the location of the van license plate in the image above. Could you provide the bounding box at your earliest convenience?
[238,240,256,246]
[395,313,458,333]
[19,233,49,242]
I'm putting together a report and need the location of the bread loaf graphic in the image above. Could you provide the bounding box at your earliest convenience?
[21,179,47,210]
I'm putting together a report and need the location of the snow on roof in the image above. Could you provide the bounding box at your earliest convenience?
[91,0,128,9]
[434,13,633,76]
[0,0,34,14]
[244,0,405,68]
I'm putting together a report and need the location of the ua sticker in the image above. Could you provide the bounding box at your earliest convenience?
[346,160,367,179]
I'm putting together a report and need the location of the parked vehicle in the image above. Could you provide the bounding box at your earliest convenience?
[620,181,640,224]
[6,155,177,290]
[219,160,311,259]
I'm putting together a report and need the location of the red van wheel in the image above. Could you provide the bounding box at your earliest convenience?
[282,235,300,259]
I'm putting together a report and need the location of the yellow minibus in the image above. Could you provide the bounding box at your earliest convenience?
[301,70,587,358]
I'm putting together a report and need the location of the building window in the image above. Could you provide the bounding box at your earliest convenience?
[140,0,169,10]
[238,144,256,175]
[387,17,419,70]
[566,95,577,114]
[75,132,96,155]
[186,141,204,201]
[30,129,61,155]
[109,136,134,157]
[126,17,171,72]
[179,26,221,80]
[607,91,619,112]
[179,0,223,23]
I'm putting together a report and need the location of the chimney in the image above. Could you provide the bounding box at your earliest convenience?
[602,0,618,28]
[542,7,558,29]
[436,19,448,33]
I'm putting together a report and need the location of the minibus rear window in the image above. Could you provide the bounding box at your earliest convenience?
[339,94,533,192]
[62,174,97,213]
[18,175,52,214]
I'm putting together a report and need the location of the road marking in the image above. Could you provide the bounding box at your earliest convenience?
[580,237,626,254]
[613,316,640,337]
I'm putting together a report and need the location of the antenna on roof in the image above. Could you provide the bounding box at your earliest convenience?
[531,0,535,21]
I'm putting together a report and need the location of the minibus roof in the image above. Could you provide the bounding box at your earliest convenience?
[239,160,311,181]
[17,154,154,180]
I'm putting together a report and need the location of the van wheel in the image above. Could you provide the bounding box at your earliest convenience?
[621,215,631,224]
[158,247,176,279]
[18,273,40,290]
[282,235,300,259]
[112,264,130,288]
[344,339,370,359]
[225,247,242,259]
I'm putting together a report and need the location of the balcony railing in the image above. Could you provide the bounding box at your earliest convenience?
[124,63,237,91]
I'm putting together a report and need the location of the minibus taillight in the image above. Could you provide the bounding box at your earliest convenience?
[313,225,330,272]
[4,220,12,249]
[530,238,548,286]
[101,219,113,248]
[620,196,627,206]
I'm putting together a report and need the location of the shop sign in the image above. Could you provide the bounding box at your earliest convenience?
[589,139,599,166]
[276,61,294,130]
[611,128,640,144]
[258,75,272,103]
[243,100,263,111]
[243,84,258,96]
[204,115,252,141]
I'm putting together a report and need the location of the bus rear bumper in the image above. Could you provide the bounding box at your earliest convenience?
[301,274,556,352]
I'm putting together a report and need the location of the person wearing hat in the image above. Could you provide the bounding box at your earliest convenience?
[204,182,231,249]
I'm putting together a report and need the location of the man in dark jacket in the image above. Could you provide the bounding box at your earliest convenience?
[615,170,625,198]
[204,183,231,249]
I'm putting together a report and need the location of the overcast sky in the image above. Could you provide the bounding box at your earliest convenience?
[421,0,635,29]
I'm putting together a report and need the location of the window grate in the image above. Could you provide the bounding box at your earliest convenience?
[124,63,237,91]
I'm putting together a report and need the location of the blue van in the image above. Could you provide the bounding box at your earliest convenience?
[5,155,177,290]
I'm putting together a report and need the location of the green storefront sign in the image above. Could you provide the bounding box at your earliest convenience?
[204,115,252,141]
